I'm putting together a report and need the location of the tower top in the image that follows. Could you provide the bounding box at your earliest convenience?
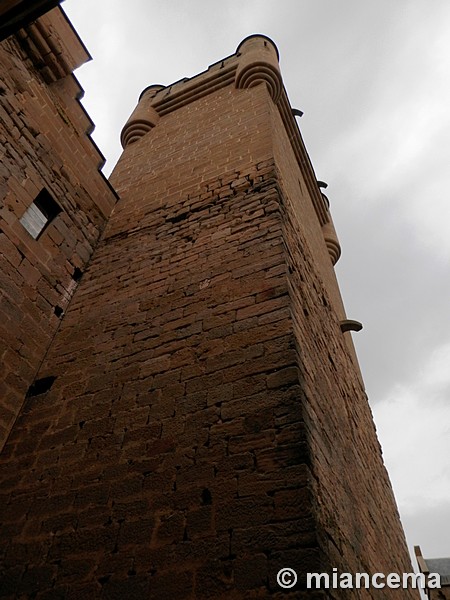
[236,33,280,59]
[121,34,331,236]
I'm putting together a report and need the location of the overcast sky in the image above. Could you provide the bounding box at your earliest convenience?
[64,0,450,573]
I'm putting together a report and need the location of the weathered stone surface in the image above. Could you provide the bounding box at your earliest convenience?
[0,24,418,600]
[0,10,117,449]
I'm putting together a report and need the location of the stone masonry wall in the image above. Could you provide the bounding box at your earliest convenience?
[0,169,326,598]
[0,59,418,600]
[0,29,117,449]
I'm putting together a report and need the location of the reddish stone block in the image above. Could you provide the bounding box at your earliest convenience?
[266,366,299,389]
[118,518,154,547]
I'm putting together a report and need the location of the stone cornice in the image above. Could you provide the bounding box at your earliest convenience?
[0,0,60,42]
[15,6,91,83]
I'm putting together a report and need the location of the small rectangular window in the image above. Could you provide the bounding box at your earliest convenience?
[20,188,61,239]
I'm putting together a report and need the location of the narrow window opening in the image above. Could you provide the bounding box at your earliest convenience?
[201,488,212,506]
[72,267,83,281]
[25,376,57,398]
[20,188,61,239]
[54,305,64,317]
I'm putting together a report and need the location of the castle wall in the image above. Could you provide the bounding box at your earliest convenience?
[0,29,419,600]
[0,10,117,449]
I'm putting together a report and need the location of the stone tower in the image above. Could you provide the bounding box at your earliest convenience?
[1,17,419,600]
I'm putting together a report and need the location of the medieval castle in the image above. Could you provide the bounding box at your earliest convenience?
[0,2,444,598]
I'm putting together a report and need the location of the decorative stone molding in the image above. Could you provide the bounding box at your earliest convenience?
[15,7,90,83]
[317,183,340,265]
[235,35,282,104]
[0,0,60,42]
[120,85,163,148]
[322,220,341,265]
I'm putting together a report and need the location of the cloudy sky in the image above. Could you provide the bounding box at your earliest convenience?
[63,0,450,572]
